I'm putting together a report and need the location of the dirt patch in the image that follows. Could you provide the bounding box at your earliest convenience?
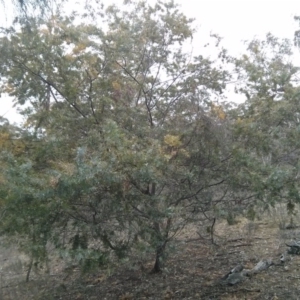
[2,213,300,299]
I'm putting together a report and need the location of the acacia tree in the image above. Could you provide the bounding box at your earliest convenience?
[230,34,300,216]
[1,0,55,16]
[0,0,235,273]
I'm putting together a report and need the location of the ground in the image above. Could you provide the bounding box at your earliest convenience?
[1,208,300,299]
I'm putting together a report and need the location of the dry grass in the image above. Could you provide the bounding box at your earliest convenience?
[2,205,300,299]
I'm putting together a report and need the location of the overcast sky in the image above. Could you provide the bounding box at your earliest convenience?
[185,1,300,54]
[1,0,300,123]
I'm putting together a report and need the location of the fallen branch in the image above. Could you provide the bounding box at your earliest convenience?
[221,259,273,285]
[227,238,244,243]
[232,288,260,293]
[230,243,252,248]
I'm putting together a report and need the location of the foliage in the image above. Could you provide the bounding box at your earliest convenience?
[1,0,56,17]
[0,0,235,274]
[231,33,300,213]
[1,0,300,277]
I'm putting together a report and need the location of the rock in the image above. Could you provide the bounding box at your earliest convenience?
[221,264,245,285]
[241,268,253,277]
[221,264,244,281]
[226,272,245,285]
[285,223,297,229]
[280,252,291,263]
[252,259,273,273]
[230,264,243,273]
[286,240,300,247]
[286,240,300,254]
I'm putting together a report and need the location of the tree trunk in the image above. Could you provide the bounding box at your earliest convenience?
[26,257,33,282]
[151,218,171,273]
[152,242,166,273]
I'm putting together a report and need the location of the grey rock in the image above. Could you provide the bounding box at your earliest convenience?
[226,272,245,285]
[280,252,291,263]
[220,264,246,285]
[221,264,244,281]
[241,268,253,277]
[252,258,273,273]
[286,240,300,254]
[287,240,300,247]
[230,264,243,273]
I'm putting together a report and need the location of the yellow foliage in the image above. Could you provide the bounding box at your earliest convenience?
[72,43,87,54]
[178,148,190,158]
[0,132,10,145]
[49,161,75,175]
[164,135,182,147]
[49,176,60,188]
[0,132,25,155]
[112,81,121,91]
[13,141,26,155]
[89,67,99,78]
[235,117,254,126]
[65,54,75,62]
[211,103,226,120]
[4,83,15,94]
[39,28,49,35]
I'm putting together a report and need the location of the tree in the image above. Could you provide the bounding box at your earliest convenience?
[294,16,300,47]
[231,33,300,216]
[1,0,53,16]
[0,0,236,274]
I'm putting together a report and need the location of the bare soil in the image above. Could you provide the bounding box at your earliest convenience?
[2,211,300,299]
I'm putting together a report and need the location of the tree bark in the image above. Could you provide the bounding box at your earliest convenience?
[152,241,166,273]
[151,219,171,273]
[26,257,33,282]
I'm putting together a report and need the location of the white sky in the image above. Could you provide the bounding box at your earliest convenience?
[187,1,300,54]
[1,0,300,123]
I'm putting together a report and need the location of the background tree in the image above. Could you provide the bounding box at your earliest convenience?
[1,0,54,16]
[231,33,300,217]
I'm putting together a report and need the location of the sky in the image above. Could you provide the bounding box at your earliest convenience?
[187,1,300,43]
[0,0,300,123]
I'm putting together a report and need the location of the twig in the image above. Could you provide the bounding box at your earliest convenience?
[232,288,260,293]
[210,217,216,245]
[228,250,242,254]
[227,238,244,243]
[230,243,252,248]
